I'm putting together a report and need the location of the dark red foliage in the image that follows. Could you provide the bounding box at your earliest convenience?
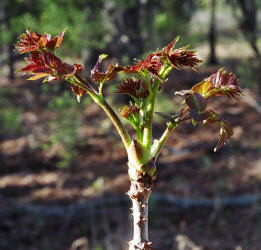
[91,54,124,83]
[91,64,123,83]
[204,110,233,152]
[19,51,81,81]
[116,78,149,99]
[71,85,86,98]
[176,69,242,100]
[46,30,66,51]
[15,29,65,54]
[122,38,201,79]
[206,69,242,98]
[158,37,202,69]
[175,86,236,151]
[44,52,62,69]
[91,37,201,83]
[123,53,163,78]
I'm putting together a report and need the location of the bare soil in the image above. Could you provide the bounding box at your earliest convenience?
[0,71,261,250]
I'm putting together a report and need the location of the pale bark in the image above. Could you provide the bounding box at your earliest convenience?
[128,164,155,250]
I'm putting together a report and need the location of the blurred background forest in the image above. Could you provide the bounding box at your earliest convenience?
[1,0,261,249]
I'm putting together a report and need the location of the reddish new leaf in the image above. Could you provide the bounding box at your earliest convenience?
[15,29,66,54]
[120,105,140,119]
[123,53,163,78]
[158,37,202,69]
[56,62,76,76]
[71,85,86,102]
[91,54,123,83]
[214,121,233,152]
[207,69,242,98]
[44,52,61,69]
[46,29,66,50]
[19,50,81,81]
[177,69,242,100]
[116,78,149,99]
[203,110,233,151]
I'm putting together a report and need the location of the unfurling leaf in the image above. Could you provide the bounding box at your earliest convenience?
[155,112,176,123]
[120,105,140,119]
[193,69,242,99]
[158,37,202,70]
[14,29,66,54]
[18,49,81,82]
[203,110,233,152]
[122,53,163,78]
[207,69,242,99]
[214,122,233,152]
[176,69,243,100]
[185,93,207,112]
[46,29,66,50]
[71,85,86,103]
[91,54,123,83]
[116,78,149,99]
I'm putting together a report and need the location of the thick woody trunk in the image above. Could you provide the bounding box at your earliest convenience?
[128,162,155,250]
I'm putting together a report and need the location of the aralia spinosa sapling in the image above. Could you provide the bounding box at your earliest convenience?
[15,29,242,250]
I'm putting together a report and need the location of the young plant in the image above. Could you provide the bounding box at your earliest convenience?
[15,30,242,250]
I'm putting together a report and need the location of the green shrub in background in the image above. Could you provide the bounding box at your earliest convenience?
[0,106,21,136]
[42,91,90,168]
[0,87,22,137]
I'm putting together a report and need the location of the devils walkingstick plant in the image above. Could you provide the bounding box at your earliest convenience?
[15,30,242,250]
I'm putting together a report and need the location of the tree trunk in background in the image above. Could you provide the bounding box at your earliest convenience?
[108,0,143,63]
[0,0,15,80]
[208,0,218,65]
[235,0,260,58]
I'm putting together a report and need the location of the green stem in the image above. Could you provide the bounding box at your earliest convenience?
[142,65,172,150]
[142,88,158,149]
[97,98,132,150]
[150,106,189,158]
[72,74,96,95]
[161,65,173,79]
[151,122,176,159]
[98,82,104,95]
[133,123,143,142]
[69,75,132,150]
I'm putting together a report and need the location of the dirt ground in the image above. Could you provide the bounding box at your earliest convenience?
[0,70,261,250]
